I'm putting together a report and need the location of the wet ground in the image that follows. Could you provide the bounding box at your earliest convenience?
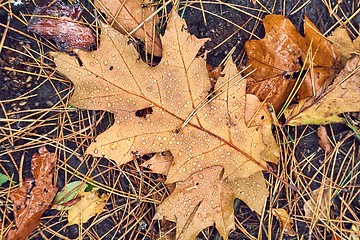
[0,0,359,239]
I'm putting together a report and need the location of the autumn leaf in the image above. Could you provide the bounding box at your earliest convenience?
[285,55,360,125]
[51,11,279,239]
[5,146,57,240]
[67,188,108,225]
[154,166,270,240]
[95,0,162,57]
[328,27,360,66]
[244,14,340,112]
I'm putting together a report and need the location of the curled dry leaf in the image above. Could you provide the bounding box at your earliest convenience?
[5,146,57,240]
[95,0,162,57]
[317,126,332,154]
[28,0,96,51]
[244,14,340,112]
[52,11,279,239]
[67,188,108,225]
[285,55,360,125]
[272,208,296,237]
[328,27,360,66]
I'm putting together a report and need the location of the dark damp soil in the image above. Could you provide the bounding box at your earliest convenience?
[1,0,359,239]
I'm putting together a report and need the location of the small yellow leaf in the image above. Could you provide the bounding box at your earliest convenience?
[67,188,108,225]
[285,55,360,125]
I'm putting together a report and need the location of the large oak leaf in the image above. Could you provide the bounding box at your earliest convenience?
[52,11,279,238]
[52,12,278,183]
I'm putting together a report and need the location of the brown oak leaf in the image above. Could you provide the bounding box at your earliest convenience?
[245,14,340,112]
[52,11,279,239]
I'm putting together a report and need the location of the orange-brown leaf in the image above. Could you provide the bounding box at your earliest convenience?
[5,146,57,240]
[245,14,340,112]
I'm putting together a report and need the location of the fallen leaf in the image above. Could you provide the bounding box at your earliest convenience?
[28,0,96,51]
[5,146,57,240]
[244,14,340,112]
[52,11,279,239]
[328,27,360,66]
[285,55,360,125]
[303,182,332,220]
[67,188,108,225]
[317,126,332,154]
[154,166,269,240]
[141,151,174,175]
[272,208,296,237]
[95,0,162,57]
[53,181,87,210]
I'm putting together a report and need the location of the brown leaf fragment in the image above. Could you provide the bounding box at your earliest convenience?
[95,0,162,57]
[141,151,173,175]
[206,63,224,88]
[5,146,57,240]
[304,181,333,220]
[285,55,360,125]
[28,0,96,51]
[317,126,332,154]
[245,14,340,112]
[272,208,296,237]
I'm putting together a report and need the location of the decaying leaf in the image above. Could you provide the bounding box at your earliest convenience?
[52,11,279,239]
[244,14,340,112]
[28,0,96,51]
[272,208,296,237]
[141,151,174,175]
[317,126,332,154]
[304,182,333,220]
[154,166,270,240]
[328,27,360,66]
[95,0,162,57]
[285,55,360,125]
[67,188,108,225]
[5,146,57,240]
